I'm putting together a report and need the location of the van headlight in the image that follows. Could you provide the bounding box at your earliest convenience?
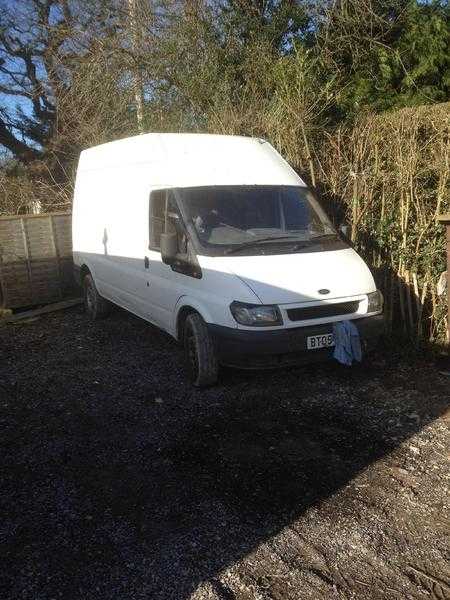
[230,301,283,326]
[367,290,383,313]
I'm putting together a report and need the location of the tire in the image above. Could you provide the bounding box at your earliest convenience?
[183,313,219,387]
[83,273,111,320]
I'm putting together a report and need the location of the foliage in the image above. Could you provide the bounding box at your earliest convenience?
[328,0,450,115]
[315,103,449,342]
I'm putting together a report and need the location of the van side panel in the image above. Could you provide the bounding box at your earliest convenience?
[74,161,153,319]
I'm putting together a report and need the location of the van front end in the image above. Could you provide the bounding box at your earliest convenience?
[195,242,385,370]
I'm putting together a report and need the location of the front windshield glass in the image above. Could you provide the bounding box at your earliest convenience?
[177,185,339,255]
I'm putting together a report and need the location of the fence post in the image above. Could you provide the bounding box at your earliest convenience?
[438,214,450,345]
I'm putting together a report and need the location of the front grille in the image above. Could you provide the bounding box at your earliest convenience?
[287,301,360,322]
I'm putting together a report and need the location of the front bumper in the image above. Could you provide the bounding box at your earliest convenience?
[208,315,384,369]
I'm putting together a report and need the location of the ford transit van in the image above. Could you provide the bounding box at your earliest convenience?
[72,133,383,386]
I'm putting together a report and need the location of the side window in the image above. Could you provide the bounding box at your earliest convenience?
[149,189,179,250]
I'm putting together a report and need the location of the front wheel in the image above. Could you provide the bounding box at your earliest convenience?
[183,313,219,387]
[83,273,112,320]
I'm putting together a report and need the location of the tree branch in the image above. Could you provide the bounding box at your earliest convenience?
[0,117,42,162]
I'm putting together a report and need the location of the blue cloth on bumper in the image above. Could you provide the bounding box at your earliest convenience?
[332,320,362,366]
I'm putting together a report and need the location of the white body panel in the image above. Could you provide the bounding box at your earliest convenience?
[72,133,378,339]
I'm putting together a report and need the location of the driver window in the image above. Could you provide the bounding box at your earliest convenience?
[149,189,179,250]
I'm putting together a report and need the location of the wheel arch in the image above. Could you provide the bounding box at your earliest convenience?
[79,264,91,285]
[174,297,213,342]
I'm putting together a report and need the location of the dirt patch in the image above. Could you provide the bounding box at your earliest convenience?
[1,306,449,599]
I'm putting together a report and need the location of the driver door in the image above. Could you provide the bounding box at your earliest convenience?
[143,189,184,331]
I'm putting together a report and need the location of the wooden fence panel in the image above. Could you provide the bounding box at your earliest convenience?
[0,212,78,309]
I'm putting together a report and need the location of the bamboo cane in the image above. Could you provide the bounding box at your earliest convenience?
[398,270,407,334]
[411,272,422,339]
[405,270,414,334]
[385,269,394,334]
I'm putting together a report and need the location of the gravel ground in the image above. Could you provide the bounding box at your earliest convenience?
[1,305,449,600]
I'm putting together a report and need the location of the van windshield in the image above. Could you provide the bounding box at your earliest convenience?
[176,185,342,256]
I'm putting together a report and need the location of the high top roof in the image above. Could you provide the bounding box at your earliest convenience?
[78,133,304,188]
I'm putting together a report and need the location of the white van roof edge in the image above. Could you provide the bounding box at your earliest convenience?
[77,133,305,188]
[80,132,267,154]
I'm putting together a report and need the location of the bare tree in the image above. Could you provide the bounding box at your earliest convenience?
[0,0,124,164]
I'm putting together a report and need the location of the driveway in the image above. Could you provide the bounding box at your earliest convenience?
[1,306,449,599]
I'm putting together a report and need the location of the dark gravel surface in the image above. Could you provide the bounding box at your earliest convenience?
[1,306,449,600]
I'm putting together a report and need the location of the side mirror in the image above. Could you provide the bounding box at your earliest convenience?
[160,232,178,265]
[168,213,186,235]
[339,223,350,238]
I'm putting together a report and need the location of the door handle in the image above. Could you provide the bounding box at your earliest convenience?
[144,256,150,269]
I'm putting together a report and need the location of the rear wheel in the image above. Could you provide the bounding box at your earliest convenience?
[83,273,111,320]
[183,313,219,387]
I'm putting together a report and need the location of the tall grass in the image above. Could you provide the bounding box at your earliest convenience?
[313,104,449,344]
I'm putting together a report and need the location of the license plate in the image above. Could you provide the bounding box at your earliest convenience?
[307,333,335,350]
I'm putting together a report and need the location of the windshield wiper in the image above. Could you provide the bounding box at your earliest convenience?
[309,233,339,243]
[225,235,304,255]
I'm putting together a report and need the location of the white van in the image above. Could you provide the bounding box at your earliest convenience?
[72,133,383,386]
